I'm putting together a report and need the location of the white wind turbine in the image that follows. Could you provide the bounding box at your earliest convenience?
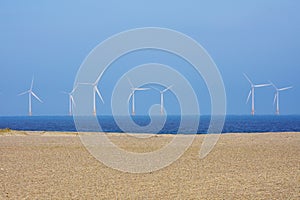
[18,77,43,116]
[80,76,104,116]
[244,73,271,115]
[270,82,293,115]
[127,77,149,115]
[62,86,77,116]
[152,85,173,115]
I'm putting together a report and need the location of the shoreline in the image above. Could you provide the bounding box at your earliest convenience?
[1,129,300,136]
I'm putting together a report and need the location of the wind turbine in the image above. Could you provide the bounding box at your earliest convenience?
[18,77,43,116]
[244,73,271,115]
[152,85,173,115]
[79,76,104,116]
[127,77,149,115]
[270,82,293,115]
[61,86,77,116]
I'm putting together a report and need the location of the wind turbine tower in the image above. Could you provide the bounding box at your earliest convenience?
[79,76,104,116]
[19,77,43,116]
[127,77,149,115]
[270,82,293,115]
[62,86,77,116]
[152,85,173,115]
[244,73,271,115]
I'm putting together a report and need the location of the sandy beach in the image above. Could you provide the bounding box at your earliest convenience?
[0,130,299,199]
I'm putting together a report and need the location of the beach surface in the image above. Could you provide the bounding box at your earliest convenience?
[0,130,299,199]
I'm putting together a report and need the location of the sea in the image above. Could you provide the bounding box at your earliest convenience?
[0,115,300,134]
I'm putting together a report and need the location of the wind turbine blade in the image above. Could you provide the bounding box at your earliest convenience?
[273,93,277,105]
[78,82,93,85]
[162,85,173,93]
[31,92,43,103]
[246,90,251,104]
[135,87,150,91]
[126,77,134,88]
[70,95,76,107]
[94,74,102,85]
[70,85,78,94]
[95,86,104,103]
[278,86,293,91]
[18,91,29,96]
[30,76,34,90]
[269,81,277,90]
[127,92,133,103]
[254,84,271,88]
[243,73,253,85]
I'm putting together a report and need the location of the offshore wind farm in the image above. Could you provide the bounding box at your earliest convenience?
[0,73,298,134]
[0,73,295,117]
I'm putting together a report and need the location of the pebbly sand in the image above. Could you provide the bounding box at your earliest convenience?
[0,130,299,199]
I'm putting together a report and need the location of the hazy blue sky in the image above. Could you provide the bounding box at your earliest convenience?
[0,1,299,116]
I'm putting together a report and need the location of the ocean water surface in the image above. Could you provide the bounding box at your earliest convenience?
[0,115,300,134]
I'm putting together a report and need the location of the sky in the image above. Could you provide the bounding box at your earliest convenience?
[0,0,299,116]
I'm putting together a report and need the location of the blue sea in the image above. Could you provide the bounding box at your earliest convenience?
[0,115,300,134]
